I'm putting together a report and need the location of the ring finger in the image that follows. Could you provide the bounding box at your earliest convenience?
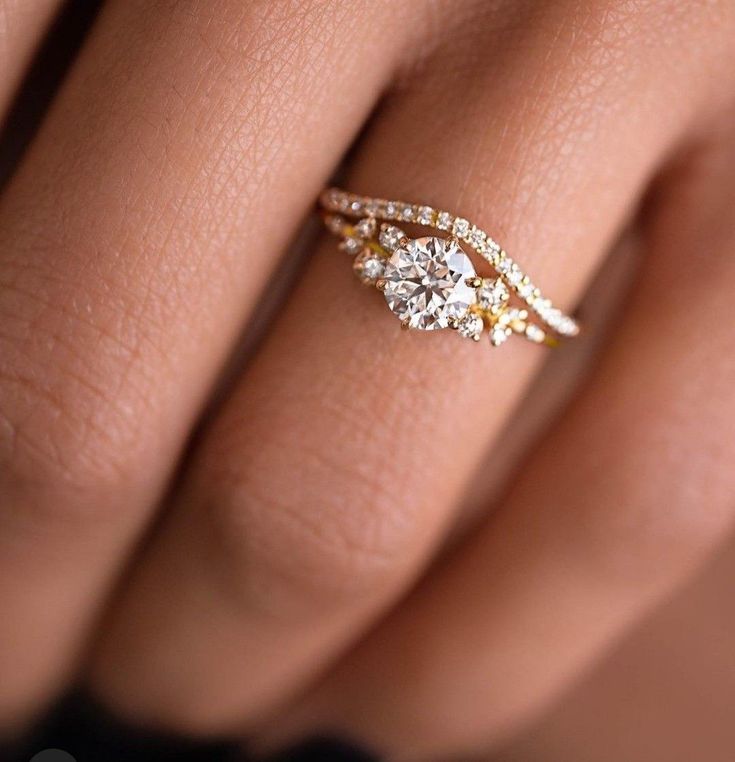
[87,0,721,735]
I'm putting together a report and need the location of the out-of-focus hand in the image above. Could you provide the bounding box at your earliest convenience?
[1,1,734,759]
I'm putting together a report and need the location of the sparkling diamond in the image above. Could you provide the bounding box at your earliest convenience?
[324,214,346,235]
[490,324,511,347]
[558,317,579,336]
[525,324,546,343]
[518,281,535,299]
[457,312,484,341]
[469,227,486,250]
[545,308,563,329]
[417,206,434,225]
[453,217,471,238]
[379,224,406,251]
[339,236,364,255]
[508,267,523,286]
[383,237,478,330]
[399,204,415,221]
[477,277,510,312]
[502,307,528,326]
[436,211,454,230]
[497,256,512,274]
[355,217,377,238]
[323,189,344,209]
[486,248,501,266]
[534,298,551,317]
[353,250,385,284]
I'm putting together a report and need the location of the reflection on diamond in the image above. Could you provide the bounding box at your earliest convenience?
[383,237,477,331]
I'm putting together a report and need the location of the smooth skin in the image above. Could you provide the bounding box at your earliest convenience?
[0,1,734,759]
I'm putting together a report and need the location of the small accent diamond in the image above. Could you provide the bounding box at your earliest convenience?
[400,204,416,221]
[436,211,454,231]
[518,281,535,299]
[379,224,407,251]
[354,217,377,238]
[477,277,510,313]
[497,256,512,275]
[525,324,546,343]
[557,317,579,336]
[508,267,523,286]
[457,313,484,341]
[469,227,487,250]
[339,236,364,256]
[353,250,385,284]
[490,324,511,347]
[324,214,346,235]
[453,217,471,238]
[417,206,435,225]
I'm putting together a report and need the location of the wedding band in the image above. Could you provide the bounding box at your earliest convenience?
[319,188,580,348]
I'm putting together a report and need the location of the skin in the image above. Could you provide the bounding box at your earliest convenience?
[0,0,734,759]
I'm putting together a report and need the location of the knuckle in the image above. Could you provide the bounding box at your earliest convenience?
[202,443,424,617]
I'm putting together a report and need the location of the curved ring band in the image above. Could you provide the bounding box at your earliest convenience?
[319,187,579,348]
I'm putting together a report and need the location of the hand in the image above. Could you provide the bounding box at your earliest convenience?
[1,1,734,759]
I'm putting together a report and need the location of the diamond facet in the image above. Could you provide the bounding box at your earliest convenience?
[383,237,477,331]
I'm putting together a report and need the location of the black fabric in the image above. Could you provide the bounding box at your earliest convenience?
[13,689,243,762]
[263,736,379,762]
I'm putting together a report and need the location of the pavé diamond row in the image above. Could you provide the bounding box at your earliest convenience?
[319,187,580,348]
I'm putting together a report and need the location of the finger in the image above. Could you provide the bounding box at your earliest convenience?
[496,537,735,762]
[0,0,405,732]
[455,222,642,540]
[0,0,61,117]
[88,0,730,734]
[262,121,735,759]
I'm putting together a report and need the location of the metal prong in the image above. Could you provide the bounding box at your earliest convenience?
[465,276,483,288]
[375,278,387,291]
[400,319,411,331]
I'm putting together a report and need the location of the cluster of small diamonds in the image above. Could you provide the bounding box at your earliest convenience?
[326,211,553,348]
[320,188,580,339]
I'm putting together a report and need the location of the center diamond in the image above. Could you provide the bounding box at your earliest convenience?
[383,236,477,330]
